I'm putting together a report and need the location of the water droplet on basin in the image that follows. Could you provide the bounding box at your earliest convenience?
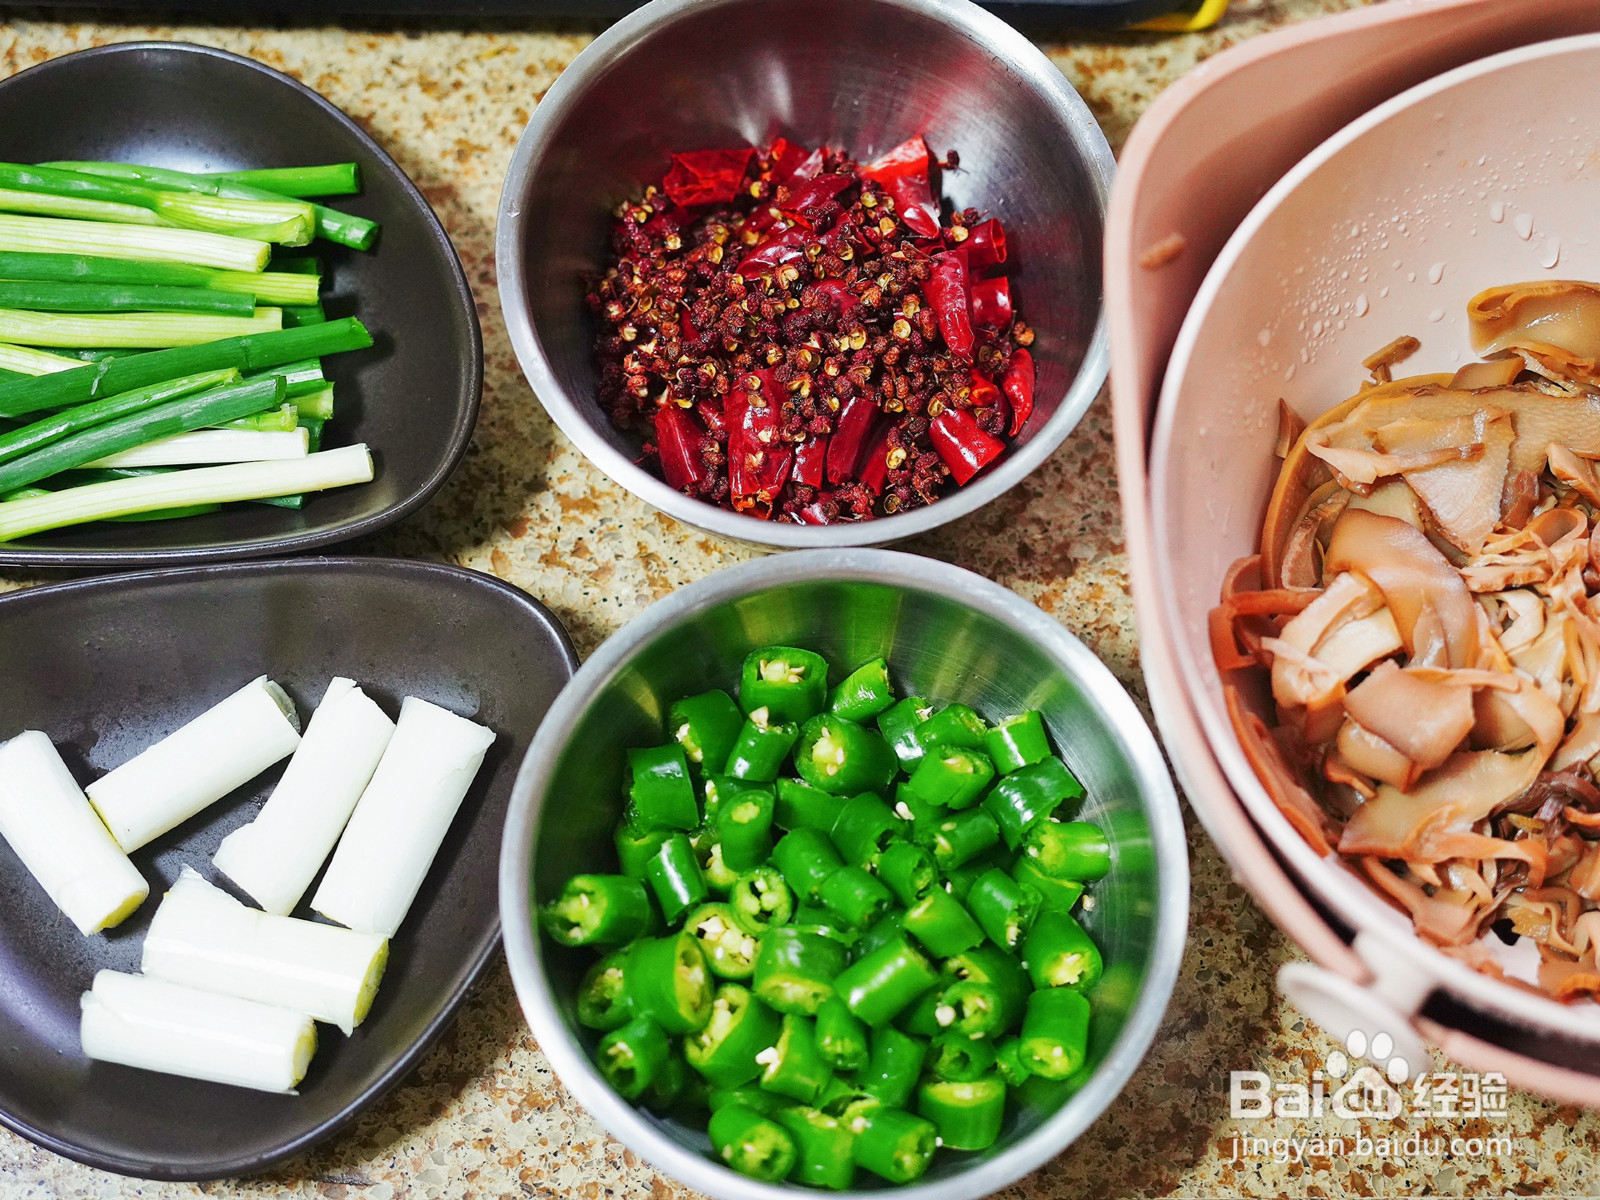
[1429,308,1446,323]
[1514,211,1535,240]
[1354,294,1369,317]
[1379,287,1390,298]
[1428,262,1446,284]
[1257,328,1272,347]
[1488,200,1506,223]
[1541,237,1561,269]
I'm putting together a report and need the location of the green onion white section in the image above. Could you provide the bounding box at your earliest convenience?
[312,697,495,938]
[0,732,148,935]
[85,427,309,468]
[142,868,388,1035]
[0,214,269,272]
[0,306,281,349]
[214,677,396,916]
[0,188,168,226]
[85,676,302,853]
[80,970,316,1093]
[0,444,374,541]
[0,342,79,375]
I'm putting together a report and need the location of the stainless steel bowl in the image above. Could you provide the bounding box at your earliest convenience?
[495,0,1113,549]
[499,550,1186,1200]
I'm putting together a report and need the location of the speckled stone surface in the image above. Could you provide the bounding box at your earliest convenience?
[1,2,1597,1196]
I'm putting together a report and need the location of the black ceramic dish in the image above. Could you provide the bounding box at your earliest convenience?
[0,558,576,1179]
[0,42,482,567]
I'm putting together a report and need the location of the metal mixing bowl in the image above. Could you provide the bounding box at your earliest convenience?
[499,550,1186,1200]
[496,0,1113,549]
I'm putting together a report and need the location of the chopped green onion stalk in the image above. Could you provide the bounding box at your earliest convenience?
[0,251,322,306]
[206,164,361,197]
[0,280,256,316]
[0,443,372,541]
[0,187,168,226]
[0,213,269,272]
[86,426,309,468]
[221,403,299,432]
[0,342,81,375]
[282,302,325,328]
[0,317,370,416]
[0,369,238,466]
[245,358,325,399]
[0,305,281,348]
[0,375,283,494]
[289,383,333,419]
[51,162,377,252]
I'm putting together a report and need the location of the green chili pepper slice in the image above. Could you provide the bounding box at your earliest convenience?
[752,925,849,1015]
[539,873,653,947]
[771,828,845,902]
[875,838,936,906]
[576,949,633,1032]
[774,777,846,832]
[818,864,893,930]
[615,814,671,880]
[627,743,699,831]
[928,1030,997,1082]
[668,689,744,772]
[1013,855,1086,913]
[906,744,995,810]
[703,772,763,823]
[830,791,908,865]
[1023,819,1111,881]
[694,836,740,894]
[724,707,802,782]
[774,1105,858,1190]
[912,702,987,754]
[853,910,908,963]
[644,832,708,925]
[917,1075,1007,1151]
[795,715,898,796]
[890,781,948,841]
[903,888,984,958]
[730,866,794,934]
[597,1014,671,1100]
[994,1037,1031,1087]
[685,982,783,1088]
[852,1106,937,1184]
[716,785,777,872]
[983,710,1052,775]
[625,931,713,1034]
[709,1104,798,1183]
[966,867,1042,950]
[1020,908,1104,990]
[859,1026,928,1108]
[981,757,1085,850]
[936,978,1007,1039]
[707,1085,787,1116]
[827,657,895,722]
[740,645,830,724]
[943,944,1030,1033]
[814,994,870,1071]
[834,935,939,1027]
[758,1012,834,1103]
[643,1047,698,1114]
[896,987,945,1039]
[877,695,934,769]
[942,846,1007,902]
[923,807,1001,871]
[687,902,761,980]
[1018,986,1091,1080]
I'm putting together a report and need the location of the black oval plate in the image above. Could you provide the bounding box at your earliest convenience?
[0,42,482,567]
[0,558,576,1179]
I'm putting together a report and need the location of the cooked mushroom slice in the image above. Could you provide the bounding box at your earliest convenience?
[1339,749,1542,858]
[1361,334,1422,384]
[1275,398,1304,459]
[1373,408,1512,555]
[1548,444,1600,505]
[1450,357,1524,390]
[1468,280,1600,365]
[1336,717,1419,791]
[1343,661,1474,771]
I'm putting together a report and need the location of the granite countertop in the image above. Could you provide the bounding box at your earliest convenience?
[2,2,1598,1196]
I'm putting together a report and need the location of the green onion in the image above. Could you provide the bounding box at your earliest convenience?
[245,358,325,400]
[48,162,377,252]
[221,403,299,432]
[102,502,223,523]
[86,426,308,468]
[0,369,238,466]
[0,306,281,348]
[282,302,325,328]
[0,375,283,494]
[0,280,255,316]
[206,164,361,197]
[0,213,269,272]
[0,443,372,541]
[0,187,167,226]
[0,342,81,375]
[293,383,334,419]
[0,252,320,306]
[0,317,369,416]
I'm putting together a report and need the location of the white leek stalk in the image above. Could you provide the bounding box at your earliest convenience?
[0,213,270,272]
[143,868,388,1035]
[86,676,302,853]
[214,678,395,916]
[80,970,315,1093]
[0,306,281,349]
[0,187,169,226]
[0,444,374,542]
[313,697,495,938]
[0,731,148,935]
[85,427,309,468]
[0,342,82,375]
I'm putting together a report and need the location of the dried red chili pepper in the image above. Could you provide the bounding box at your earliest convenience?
[662,148,755,208]
[767,138,813,186]
[727,375,793,517]
[926,253,976,362]
[793,436,829,488]
[929,408,1004,485]
[737,226,810,278]
[960,218,1007,271]
[969,276,1013,330]
[1002,348,1035,437]
[969,370,1002,411]
[808,278,860,320]
[862,136,940,239]
[655,403,709,491]
[798,500,835,525]
[780,173,855,228]
[696,398,727,437]
[857,423,897,496]
[826,394,880,484]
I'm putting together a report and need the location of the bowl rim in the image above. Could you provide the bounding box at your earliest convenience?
[0,555,578,1181]
[493,0,1113,550]
[498,548,1188,1200]
[0,40,484,569]
[1150,31,1600,1040]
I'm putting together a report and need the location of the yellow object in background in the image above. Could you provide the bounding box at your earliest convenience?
[1132,0,1229,32]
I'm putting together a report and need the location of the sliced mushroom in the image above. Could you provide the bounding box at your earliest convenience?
[1468,280,1600,362]
[1343,661,1474,771]
[1374,408,1512,555]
